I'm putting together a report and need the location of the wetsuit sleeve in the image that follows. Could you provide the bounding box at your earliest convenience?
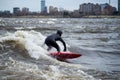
[59,38,66,51]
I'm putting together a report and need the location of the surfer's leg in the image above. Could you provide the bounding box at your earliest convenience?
[45,42,52,51]
[52,42,60,52]
[45,40,60,52]
[47,46,52,51]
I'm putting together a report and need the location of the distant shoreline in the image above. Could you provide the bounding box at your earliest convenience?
[0,15,120,18]
[83,15,120,18]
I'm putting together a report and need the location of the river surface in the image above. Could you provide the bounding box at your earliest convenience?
[0,18,120,80]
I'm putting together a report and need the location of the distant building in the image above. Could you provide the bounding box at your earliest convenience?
[86,3,94,14]
[0,10,11,17]
[3,10,11,14]
[118,0,120,12]
[79,3,116,15]
[22,7,29,13]
[22,7,29,14]
[41,0,47,14]
[79,3,101,15]
[44,6,47,13]
[103,5,112,15]
[101,3,116,15]
[13,7,20,14]
[93,4,101,15]
[79,3,87,15]
[101,3,109,14]
[71,10,81,17]
[49,6,58,15]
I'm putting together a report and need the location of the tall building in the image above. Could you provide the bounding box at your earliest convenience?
[118,0,120,12]
[41,0,46,12]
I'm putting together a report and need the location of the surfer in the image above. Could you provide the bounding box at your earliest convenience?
[45,30,66,52]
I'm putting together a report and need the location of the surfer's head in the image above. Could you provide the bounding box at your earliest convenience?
[57,30,62,36]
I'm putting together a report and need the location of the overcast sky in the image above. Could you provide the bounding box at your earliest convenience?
[0,0,118,12]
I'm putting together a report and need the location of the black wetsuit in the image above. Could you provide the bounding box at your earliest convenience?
[45,33,66,52]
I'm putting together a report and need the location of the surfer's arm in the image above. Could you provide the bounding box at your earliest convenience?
[60,38,66,51]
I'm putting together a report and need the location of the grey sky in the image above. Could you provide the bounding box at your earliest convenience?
[0,0,118,12]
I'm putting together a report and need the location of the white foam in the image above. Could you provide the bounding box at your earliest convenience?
[0,30,51,59]
[39,20,45,23]
[42,66,66,80]
[15,30,51,59]
[15,27,24,30]
[49,18,57,21]
[61,21,65,23]
[47,21,55,24]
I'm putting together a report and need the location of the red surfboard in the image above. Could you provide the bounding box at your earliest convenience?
[50,52,82,60]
